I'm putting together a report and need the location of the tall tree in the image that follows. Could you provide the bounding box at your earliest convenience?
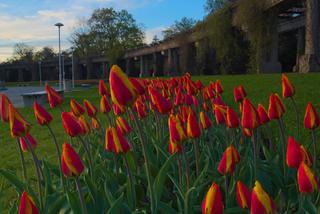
[205,0,229,14]
[34,47,56,61]
[12,43,34,61]
[71,8,144,65]
[162,17,197,39]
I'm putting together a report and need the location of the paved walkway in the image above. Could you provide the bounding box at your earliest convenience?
[0,86,50,107]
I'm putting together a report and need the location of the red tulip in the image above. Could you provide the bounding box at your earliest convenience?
[116,116,131,135]
[304,103,320,129]
[109,65,137,106]
[168,114,187,144]
[202,182,224,214]
[251,181,276,214]
[19,191,39,214]
[45,84,62,108]
[9,104,31,137]
[215,80,223,94]
[105,127,131,154]
[199,111,212,130]
[218,145,240,175]
[187,110,201,138]
[241,98,260,129]
[19,134,38,152]
[100,95,111,114]
[297,162,319,193]
[70,99,85,117]
[78,115,91,135]
[226,107,240,128]
[234,85,246,103]
[214,105,227,125]
[134,98,147,118]
[91,117,100,130]
[243,128,253,137]
[33,101,53,125]
[286,136,302,168]
[148,87,172,114]
[236,181,251,209]
[61,143,85,177]
[98,79,110,97]
[281,74,295,98]
[61,112,83,137]
[0,93,11,122]
[83,99,97,118]
[169,140,182,154]
[268,93,285,120]
[130,78,146,95]
[257,104,270,125]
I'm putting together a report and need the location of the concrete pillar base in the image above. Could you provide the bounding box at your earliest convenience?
[297,54,320,72]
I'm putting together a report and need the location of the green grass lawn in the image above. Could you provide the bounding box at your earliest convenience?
[0,73,319,210]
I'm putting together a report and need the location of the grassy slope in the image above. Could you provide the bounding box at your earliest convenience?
[0,73,319,208]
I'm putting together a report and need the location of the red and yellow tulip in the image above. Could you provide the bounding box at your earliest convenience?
[168,114,186,144]
[236,181,251,209]
[116,116,131,135]
[199,111,212,130]
[201,182,224,214]
[45,84,62,108]
[83,99,97,118]
[281,74,295,98]
[109,65,137,106]
[19,134,38,152]
[286,136,302,169]
[187,110,201,138]
[100,95,111,114]
[105,127,131,154]
[0,93,11,122]
[98,79,110,97]
[241,98,260,129]
[251,181,276,214]
[61,143,85,177]
[168,140,182,154]
[303,103,320,129]
[61,112,83,137]
[297,162,318,193]
[9,104,31,137]
[257,104,270,125]
[70,99,85,117]
[19,191,39,214]
[33,101,53,126]
[268,93,285,120]
[226,107,240,128]
[218,145,240,175]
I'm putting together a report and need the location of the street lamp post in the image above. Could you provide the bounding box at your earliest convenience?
[54,22,64,90]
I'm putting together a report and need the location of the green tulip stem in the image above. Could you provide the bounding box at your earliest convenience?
[290,97,300,140]
[75,177,88,214]
[277,118,287,177]
[192,139,200,177]
[78,136,93,178]
[123,154,136,208]
[181,145,190,189]
[15,138,27,182]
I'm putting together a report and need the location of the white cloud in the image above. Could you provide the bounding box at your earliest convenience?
[145,26,165,44]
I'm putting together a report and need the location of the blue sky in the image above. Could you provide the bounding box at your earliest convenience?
[0,0,206,61]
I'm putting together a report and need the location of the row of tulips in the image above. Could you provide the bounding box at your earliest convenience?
[0,65,319,213]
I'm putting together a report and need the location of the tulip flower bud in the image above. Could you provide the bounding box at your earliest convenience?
[199,111,212,130]
[286,136,302,168]
[215,79,223,94]
[168,114,187,144]
[281,74,295,98]
[214,105,227,125]
[304,103,320,130]
[45,84,62,108]
[19,191,39,214]
[241,98,260,129]
[19,134,38,152]
[300,145,313,167]
[105,127,131,154]
[70,99,85,117]
[257,104,270,125]
[169,140,182,154]
[251,181,276,214]
[61,143,85,177]
[9,104,31,138]
[226,107,240,128]
[78,115,91,135]
[83,99,97,118]
[298,162,319,193]
[100,95,111,114]
[236,181,251,209]
[218,145,240,175]
[109,65,137,106]
[99,79,110,97]
[116,116,131,135]
[0,93,11,122]
[129,78,146,95]
[33,101,53,126]
[268,93,285,120]
[187,110,201,138]
[61,112,83,137]
[148,87,172,114]
[91,117,100,130]
[202,182,224,214]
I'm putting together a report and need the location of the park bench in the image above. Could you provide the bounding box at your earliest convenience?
[21,90,64,107]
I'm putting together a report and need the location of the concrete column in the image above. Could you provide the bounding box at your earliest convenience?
[139,56,145,77]
[297,0,320,72]
[259,27,282,73]
[126,58,134,76]
[18,69,24,82]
